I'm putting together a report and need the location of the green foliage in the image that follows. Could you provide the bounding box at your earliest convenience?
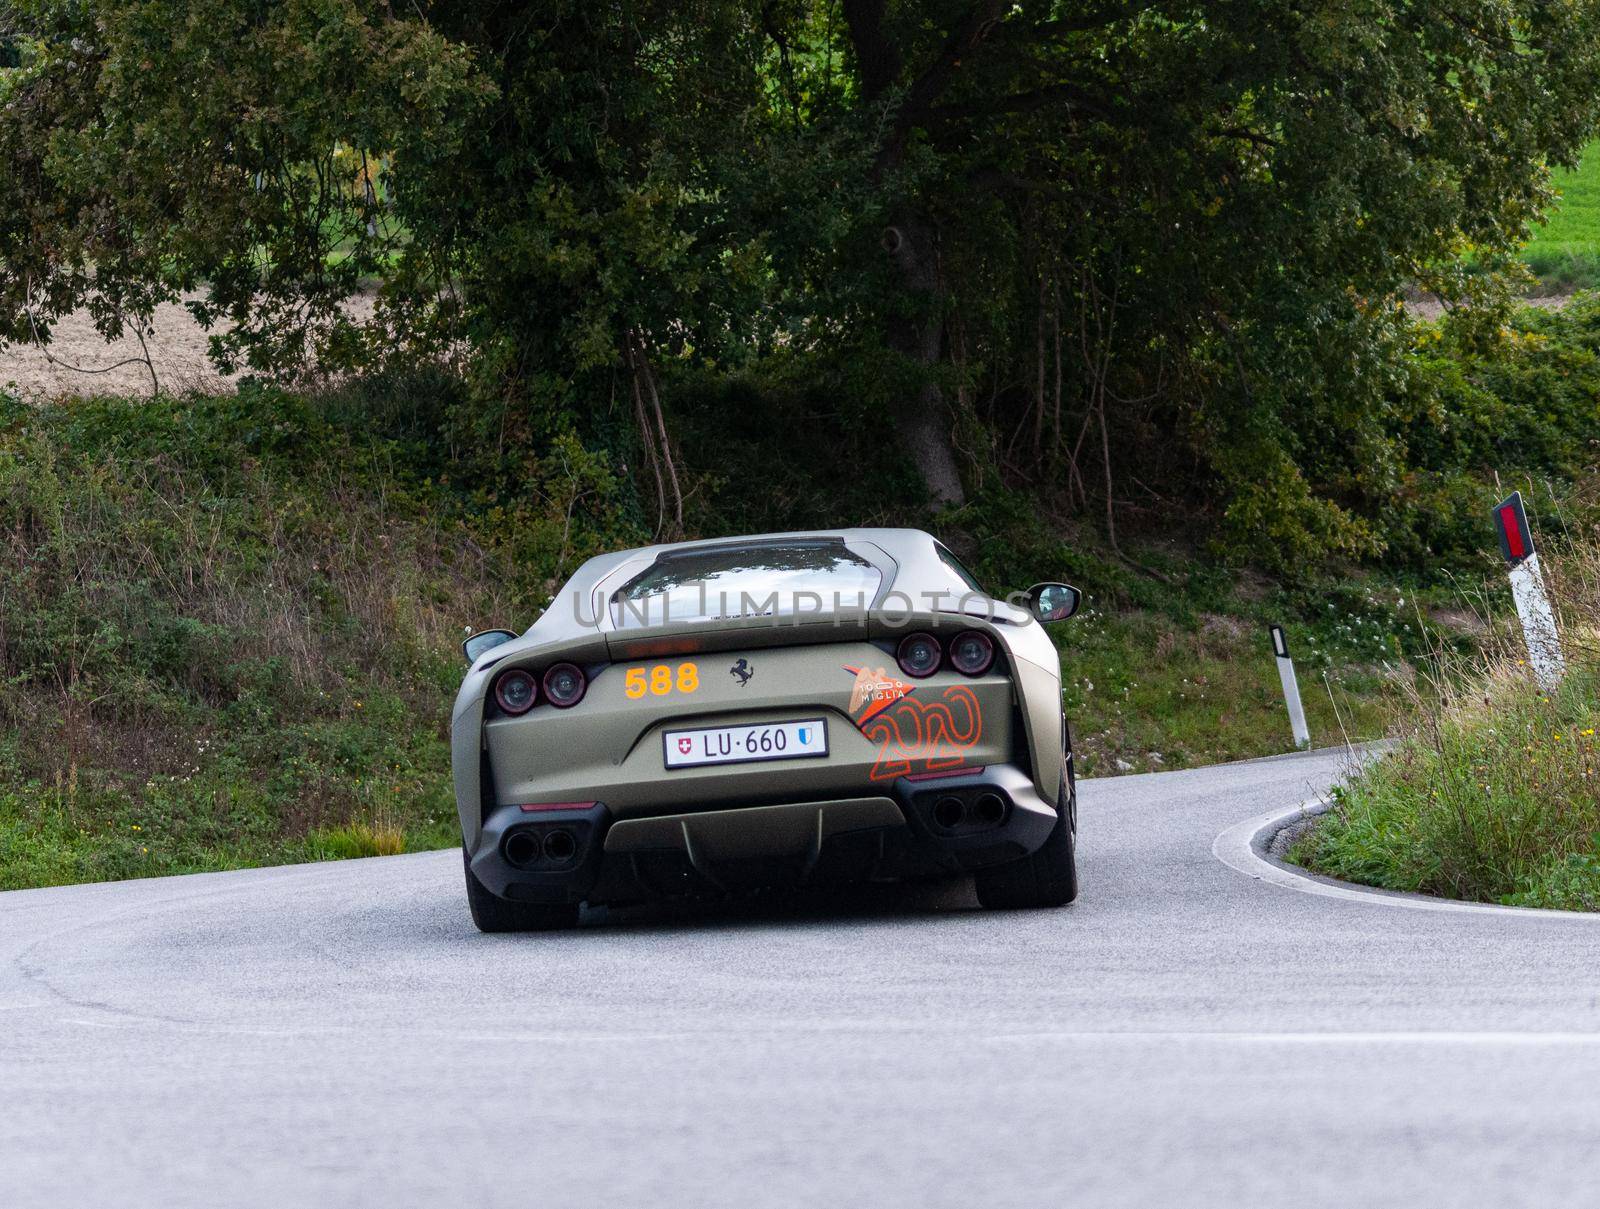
[1296,669,1600,910]
[0,385,638,889]
[309,820,409,861]
[1296,532,1600,911]
[0,0,490,370]
[1506,852,1600,911]
[7,1,1600,563]
[665,357,925,537]
[1377,298,1600,571]
[1055,603,1395,776]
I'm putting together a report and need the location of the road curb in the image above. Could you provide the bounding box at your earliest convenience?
[1212,797,1600,921]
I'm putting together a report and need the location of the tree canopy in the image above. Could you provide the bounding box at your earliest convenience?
[4,0,1599,568]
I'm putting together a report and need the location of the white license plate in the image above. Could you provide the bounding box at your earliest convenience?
[663,719,829,769]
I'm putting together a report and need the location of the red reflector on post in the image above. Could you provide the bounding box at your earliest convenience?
[1494,491,1534,566]
[518,801,597,813]
[1499,503,1526,560]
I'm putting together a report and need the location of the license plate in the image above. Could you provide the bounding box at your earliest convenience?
[663,719,829,769]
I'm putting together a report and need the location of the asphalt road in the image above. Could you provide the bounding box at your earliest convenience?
[3,747,1599,1208]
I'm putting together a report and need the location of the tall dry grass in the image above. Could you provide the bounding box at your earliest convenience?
[0,386,592,886]
[1298,523,1600,909]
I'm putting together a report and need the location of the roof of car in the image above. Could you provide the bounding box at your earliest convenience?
[466,527,1019,667]
[563,528,944,594]
[620,527,934,558]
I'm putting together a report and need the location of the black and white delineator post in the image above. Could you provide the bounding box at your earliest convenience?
[1494,490,1564,692]
[1269,624,1311,750]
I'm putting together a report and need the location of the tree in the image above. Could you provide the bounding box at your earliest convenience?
[752,0,1600,553]
[4,1,1599,560]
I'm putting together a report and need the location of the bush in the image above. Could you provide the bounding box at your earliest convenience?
[0,384,628,889]
[1295,530,1600,908]
[1376,298,1600,572]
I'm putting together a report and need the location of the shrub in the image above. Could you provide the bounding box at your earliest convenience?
[0,384,610,888]
[1376,298,1600,573]
[1296,527,1600,908]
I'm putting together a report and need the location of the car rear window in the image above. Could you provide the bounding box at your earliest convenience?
[935,543,986,594]
[611,540,882,626]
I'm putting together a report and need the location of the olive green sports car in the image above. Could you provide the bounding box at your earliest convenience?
[453,529,1080,931]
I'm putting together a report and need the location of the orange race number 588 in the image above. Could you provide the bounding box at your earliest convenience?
[625,663,699,699]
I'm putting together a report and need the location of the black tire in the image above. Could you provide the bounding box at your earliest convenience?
[973,769,1078,910]
[463,848,580,933]
[1063,715,1077,833]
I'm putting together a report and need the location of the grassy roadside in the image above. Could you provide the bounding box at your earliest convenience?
[0,386,1424,890]
[1055,582,1411,776]
[1293,542,1600,910]
[0,386,526,889]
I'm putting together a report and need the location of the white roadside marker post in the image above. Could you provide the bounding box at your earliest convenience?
[1270,624,1311,750]
[1494,490,1565,693]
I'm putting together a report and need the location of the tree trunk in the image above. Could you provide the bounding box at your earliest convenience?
[883,216,966,508]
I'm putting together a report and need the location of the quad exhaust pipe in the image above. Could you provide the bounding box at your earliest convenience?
[543,829,578,864]
[926,791,1009,832]
[503,827,580,868]
[933,797,966,829]
[974,793,1006,826]
[504,830,541,867]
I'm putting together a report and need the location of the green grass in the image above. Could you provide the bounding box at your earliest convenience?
[1057,604,1397,776]
[0,691,456,888]
[0,383,560,891]
[1049,559,1476,777]
[1523,142,1600,290]
[1292,535,1600,911]
[1293,668,1600,910]
[0,386,1438,891]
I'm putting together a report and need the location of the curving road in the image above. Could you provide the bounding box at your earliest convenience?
[3,748,1598,1208]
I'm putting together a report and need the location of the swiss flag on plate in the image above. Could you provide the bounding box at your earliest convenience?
[677,737,692,754]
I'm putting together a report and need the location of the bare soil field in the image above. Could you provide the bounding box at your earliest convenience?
[1,292,376,399]
[4,289,1573,399]
[1404,291,1572,322]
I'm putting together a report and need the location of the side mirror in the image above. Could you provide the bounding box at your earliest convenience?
[462,629,517,663]
[1026,583,1080,624]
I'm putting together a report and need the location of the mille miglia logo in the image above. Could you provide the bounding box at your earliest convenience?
[843,665,916,723]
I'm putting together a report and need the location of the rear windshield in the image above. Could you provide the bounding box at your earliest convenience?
[935,543,986,594]
[611,540,881,627]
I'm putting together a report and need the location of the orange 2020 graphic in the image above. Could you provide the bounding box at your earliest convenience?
[861,686,984,781]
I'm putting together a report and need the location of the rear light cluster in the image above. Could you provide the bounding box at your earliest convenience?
[895,630,996,679]
[493,662,588,715]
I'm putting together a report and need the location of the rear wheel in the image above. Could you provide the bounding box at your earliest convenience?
[973,768,1078,910]
[463,847,580,933]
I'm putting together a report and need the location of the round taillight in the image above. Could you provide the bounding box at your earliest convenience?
[896,632,942,679]
[949,630,995,676]
[542,662,587,708]
[495,669,537,715]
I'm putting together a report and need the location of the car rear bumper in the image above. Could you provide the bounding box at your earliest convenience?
[466,764,1059,905]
